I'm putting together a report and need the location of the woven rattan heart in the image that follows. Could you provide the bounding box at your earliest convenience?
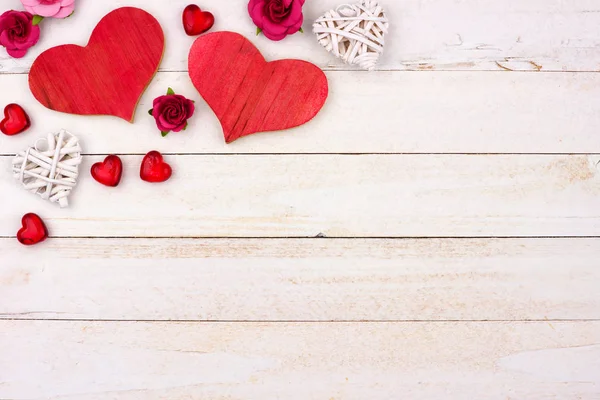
[313,0,389,70]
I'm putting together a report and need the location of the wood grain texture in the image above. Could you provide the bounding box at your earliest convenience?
[1,0,599,73]
[1,320,599,399]
[1,154,598,238]
[1,238,599,321]
[189,32,328,143]
[3,71,599,155]
[28,7,164,122]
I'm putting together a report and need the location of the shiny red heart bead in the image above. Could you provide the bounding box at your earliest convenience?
[1,103,31,136]
[17,213,48,246]
[91,155,123,187]
[140,151,172,183]
[183,4,214,36]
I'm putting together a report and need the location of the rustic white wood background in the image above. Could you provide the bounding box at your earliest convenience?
[1,0,600,398]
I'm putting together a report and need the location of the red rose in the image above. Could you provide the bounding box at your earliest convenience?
[248,0,305,41]
[149,88,195,137]
[0,10,40,58]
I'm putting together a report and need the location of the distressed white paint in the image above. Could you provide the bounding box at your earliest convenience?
[1,154,598,237]
[2,72,600,155]
[1,0,599,398]
[1,0,599,72]
[0,321,599,399]
[1,238,599,321]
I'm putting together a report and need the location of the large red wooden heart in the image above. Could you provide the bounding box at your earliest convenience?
[188,32,328,143]
[29,7,164,122]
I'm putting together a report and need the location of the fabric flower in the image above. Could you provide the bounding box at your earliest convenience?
[0,10,40,58]
[248,0,305,41]
[149,88,195,137]
[21,0,75,19]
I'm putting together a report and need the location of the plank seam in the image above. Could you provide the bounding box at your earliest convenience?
[1,318,598,323]
[3,70,600,75]
[1,153,600,157]
[2,236,600,240]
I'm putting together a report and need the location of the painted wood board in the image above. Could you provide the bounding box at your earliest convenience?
[1,154,598,238]
[1,320,599,399]
[2,71,599,155]
[1,0,600,73]
[1,238,599,321]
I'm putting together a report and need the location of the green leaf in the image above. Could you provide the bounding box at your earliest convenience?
[182,122,188,131]
[148,109,153,115]
[161,131,169,137]
[66,11,74,18]
[32,15,44,25]
[299,27,304,33]
[256,27,262,36]
[167,87,175,96]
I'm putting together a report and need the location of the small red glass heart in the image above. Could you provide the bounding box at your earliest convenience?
[183,4,215,36]
[17,213,48,246]
[91,155,123,187]
[140,151,172,183]
[1,103,31,136]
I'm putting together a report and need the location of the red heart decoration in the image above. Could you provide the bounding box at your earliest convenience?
[183,4,215,36]
[140,151,172,183]
[91,155,123,187]
[28,7,164,122]
[1,103,31,136]
[189,32,328,143]
[17,213,48,246]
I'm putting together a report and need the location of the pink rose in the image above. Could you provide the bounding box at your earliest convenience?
[248,0,305,41]
[20,0,75,19]
[0,10,40,58]
[149,88,195,137]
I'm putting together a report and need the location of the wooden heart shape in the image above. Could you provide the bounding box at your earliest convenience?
[29,7,165,122]
[188,32,328,143]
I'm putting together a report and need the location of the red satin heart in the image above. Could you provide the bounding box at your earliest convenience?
[28,7,164,122]
[189,32,328,143]
[91,155,123,187]
[17,213,48,246]
[140,151,172,183]
[183,5,214,36]
[1,103,31,136]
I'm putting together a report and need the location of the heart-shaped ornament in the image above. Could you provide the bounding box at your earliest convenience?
[91,155,123,187]
[189,32,328,143]
[29,7,165,122]
[313,0,389,70]
[183,4,215,36]
[1,103,31,136]
[17,213,48,246]
[12,130,82,208]
[140,151,172,183]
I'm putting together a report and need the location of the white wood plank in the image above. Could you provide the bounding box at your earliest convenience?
[1,0,599,73]
[2,71,600,154]
[1,320,598,399]
[1,238,599,321]
[1,154,599,237]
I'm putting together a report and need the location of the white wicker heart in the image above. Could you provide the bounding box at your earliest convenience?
[12,129,82,208]
[313,0,389,70]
